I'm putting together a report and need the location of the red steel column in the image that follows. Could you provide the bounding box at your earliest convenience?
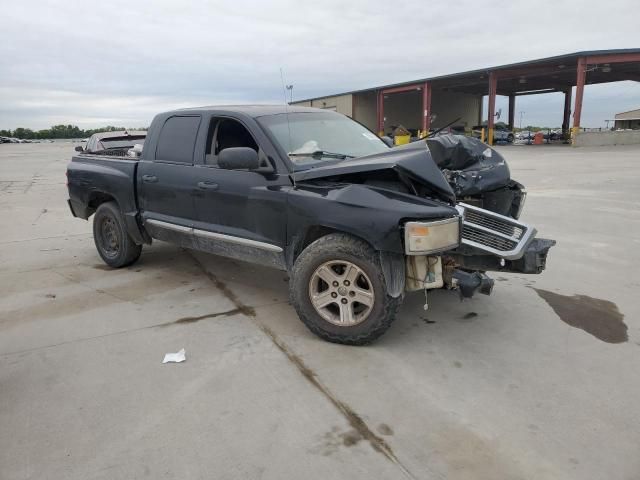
[376,90,384,136]
[562,88,572,139]
[487,71,497,145]
[421,81,432,135]
[508,94,515,130]
[573,57,586,129]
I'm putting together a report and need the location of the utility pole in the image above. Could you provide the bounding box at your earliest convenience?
[519,111,525,130]
[285,85,294,104]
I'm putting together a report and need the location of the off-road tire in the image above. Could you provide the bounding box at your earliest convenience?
[290,233,402,345]
[93,201,142,268]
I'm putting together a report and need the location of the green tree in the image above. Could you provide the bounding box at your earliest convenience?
[13,128,36,139]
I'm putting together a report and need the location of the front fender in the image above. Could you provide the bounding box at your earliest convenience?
[286,183,458,254]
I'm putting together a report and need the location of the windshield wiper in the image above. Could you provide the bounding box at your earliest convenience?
[288,150,355,160]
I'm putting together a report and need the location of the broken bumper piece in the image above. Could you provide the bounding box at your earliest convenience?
[451,237,556,275]
[452,270,494,298]
[508,237,556,274]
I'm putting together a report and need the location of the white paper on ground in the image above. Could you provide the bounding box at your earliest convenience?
[162,348,186,364]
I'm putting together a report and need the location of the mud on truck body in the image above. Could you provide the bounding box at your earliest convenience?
[66,106,554,344]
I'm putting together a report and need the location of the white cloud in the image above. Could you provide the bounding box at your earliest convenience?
[1,0,639,129]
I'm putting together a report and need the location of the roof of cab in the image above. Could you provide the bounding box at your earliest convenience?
[167,104,324,117]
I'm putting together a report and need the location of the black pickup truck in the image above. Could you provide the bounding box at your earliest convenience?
[67,106,554,344]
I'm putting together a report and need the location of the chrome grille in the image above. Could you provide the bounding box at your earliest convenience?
[463,209,524,239]
[456,203,536,260]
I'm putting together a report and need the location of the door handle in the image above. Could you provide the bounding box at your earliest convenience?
[197,181,219,190]
[142,175,158,183]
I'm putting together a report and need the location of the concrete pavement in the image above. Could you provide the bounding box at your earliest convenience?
[1,142,639,479]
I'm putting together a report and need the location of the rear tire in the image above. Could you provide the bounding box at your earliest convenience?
[290,233,402,345]
[93,201,142,268]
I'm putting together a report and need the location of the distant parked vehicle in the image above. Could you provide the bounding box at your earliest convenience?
[0,137,10,144]
[75,130,146,156]
[471,124,514,143]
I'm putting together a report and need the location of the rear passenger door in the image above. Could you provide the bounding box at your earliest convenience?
[138,115,202,238]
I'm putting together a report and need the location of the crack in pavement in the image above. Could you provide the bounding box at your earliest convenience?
[0,307,243,357]
[0,232,91,246]
[187,250,416,479]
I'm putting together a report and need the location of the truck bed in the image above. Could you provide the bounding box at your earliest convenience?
[67,154,140,227]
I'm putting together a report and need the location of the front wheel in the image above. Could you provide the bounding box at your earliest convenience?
[93,201,142,268]
[290,233,402,345]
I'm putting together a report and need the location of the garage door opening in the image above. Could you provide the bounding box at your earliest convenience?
[381,89,422,137]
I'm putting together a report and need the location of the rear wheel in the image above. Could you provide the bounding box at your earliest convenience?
[290,233,402,345]
[93,201,142,268]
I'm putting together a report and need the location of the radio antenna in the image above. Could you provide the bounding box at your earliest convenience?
[280,67,295,188]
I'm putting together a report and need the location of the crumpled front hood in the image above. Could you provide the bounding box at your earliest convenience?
[292,141,456,203]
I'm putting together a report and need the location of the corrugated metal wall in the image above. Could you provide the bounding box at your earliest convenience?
[614,108,640,121]
[293,94,353,117]
[431,91,482,129]
[353,91,378,132]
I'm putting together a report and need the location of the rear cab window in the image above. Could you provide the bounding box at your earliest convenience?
[155,116,201,164]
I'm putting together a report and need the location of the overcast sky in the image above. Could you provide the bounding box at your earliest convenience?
[1,0,639,130]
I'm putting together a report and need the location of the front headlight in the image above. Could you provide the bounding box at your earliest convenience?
[404,217,460,255]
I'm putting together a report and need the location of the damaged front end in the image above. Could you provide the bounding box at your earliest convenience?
[403,205,555,300]
[291,133,555,301]
[402,135,555,299]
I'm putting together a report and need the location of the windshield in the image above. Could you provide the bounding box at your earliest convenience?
[257,112,389,166]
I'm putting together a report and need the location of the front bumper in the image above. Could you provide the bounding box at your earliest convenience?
[450,237,556,274]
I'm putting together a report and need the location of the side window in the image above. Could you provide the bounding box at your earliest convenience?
[205,117,258,166]
[156,116,201,163]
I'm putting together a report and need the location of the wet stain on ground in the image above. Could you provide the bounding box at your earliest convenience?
[163,308,242,326]
[462,312,478,320]
[421,317,436,324]
[533,288,627,344]
[340,429,362,446]
[200,269,256,317]
[453,361,463,368]
[377,423,394,436]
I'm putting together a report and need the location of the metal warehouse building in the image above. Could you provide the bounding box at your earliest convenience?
[615,108,640,129]
[292,49,640,145]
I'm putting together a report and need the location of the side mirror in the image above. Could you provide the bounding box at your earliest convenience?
[74,145,84,152]
[381,136,394,148]
[218,147,260,170]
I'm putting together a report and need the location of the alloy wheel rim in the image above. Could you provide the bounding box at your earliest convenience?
[100,217,120,257]
[308,260,375,327]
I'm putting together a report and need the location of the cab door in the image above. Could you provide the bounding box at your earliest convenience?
[138,115,202,244]
[191,115,289,268]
